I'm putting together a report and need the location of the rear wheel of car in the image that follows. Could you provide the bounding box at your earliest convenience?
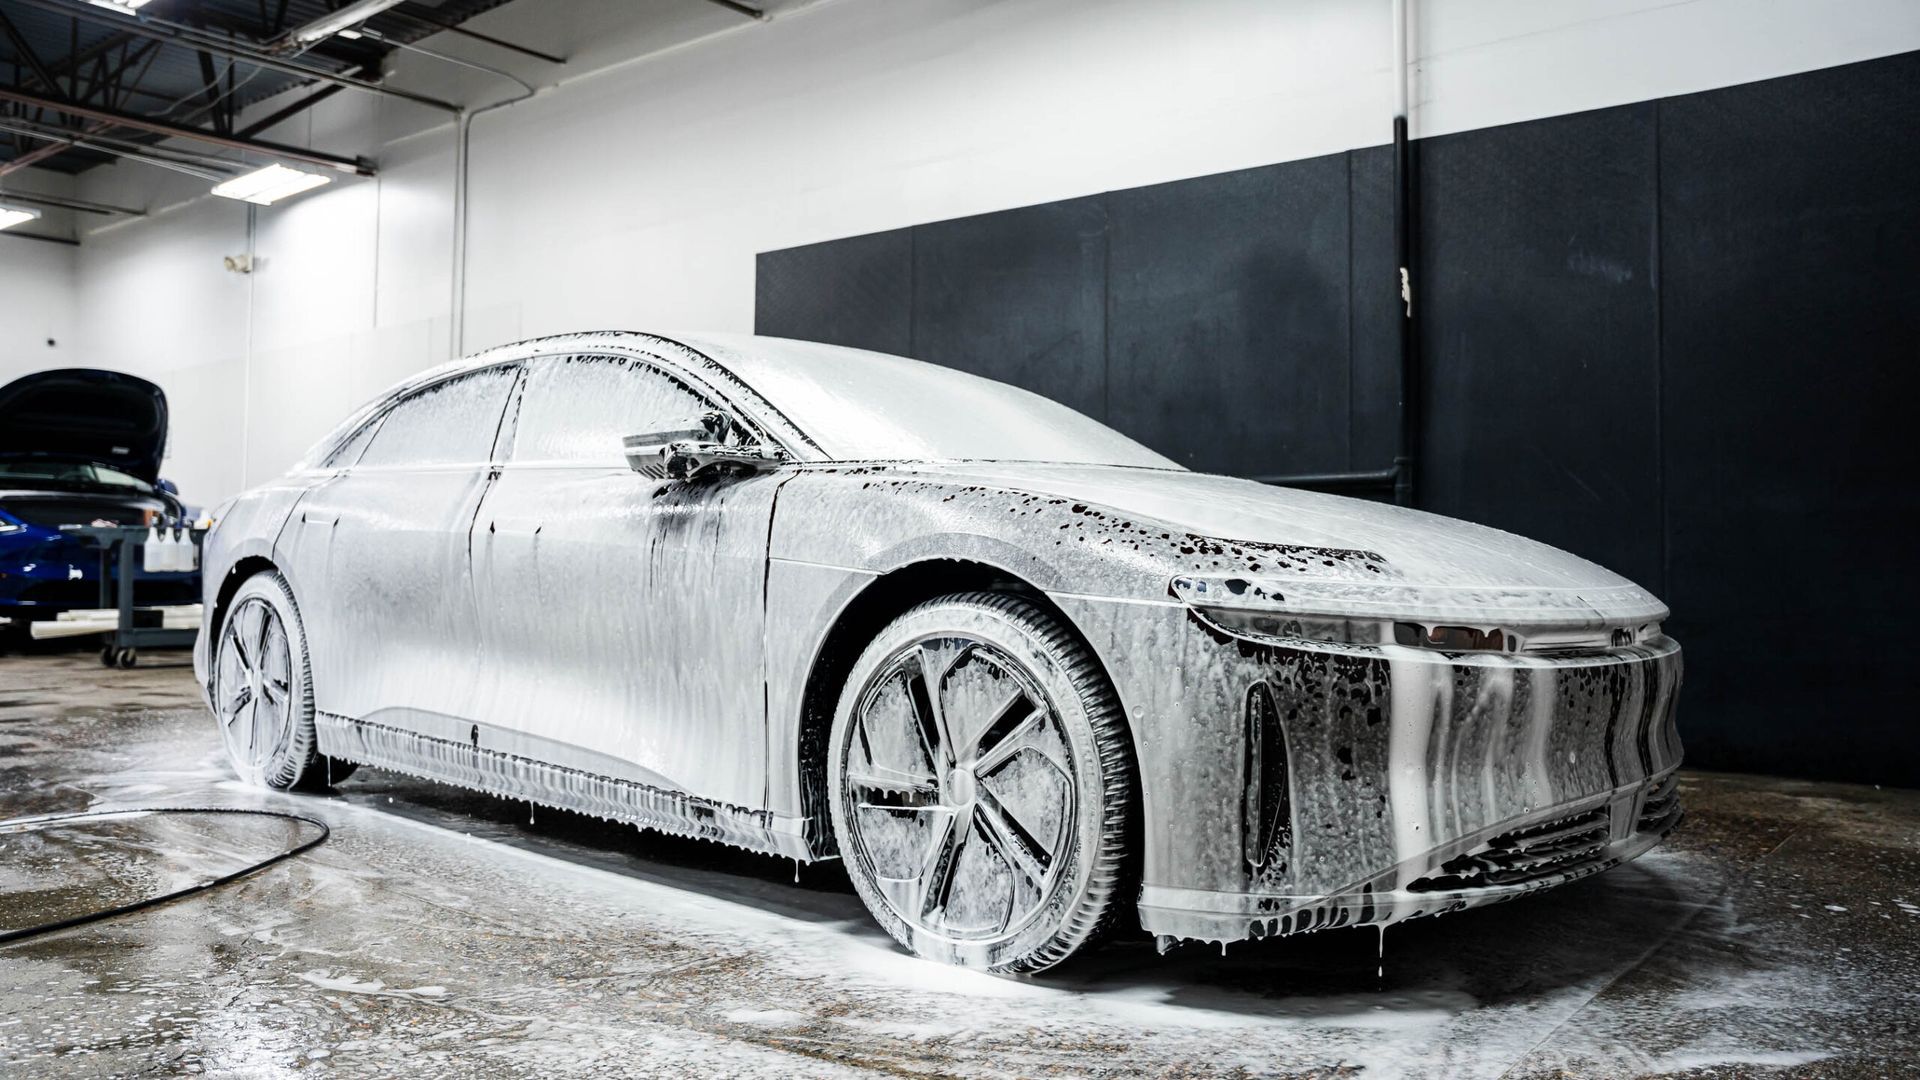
[828,591,1136,973]
[213,571,355,791]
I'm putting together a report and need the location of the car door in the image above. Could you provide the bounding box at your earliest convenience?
[468,352,785,810]
[279,363,520,734]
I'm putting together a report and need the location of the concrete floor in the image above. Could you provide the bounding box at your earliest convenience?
[1,648,1916,1079]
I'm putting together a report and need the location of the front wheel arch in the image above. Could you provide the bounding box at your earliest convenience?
[827,590,1139,970]
[794,560,1141,861]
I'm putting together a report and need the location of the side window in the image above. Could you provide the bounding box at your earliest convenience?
[358,366,518,467]
[509,354,714,466]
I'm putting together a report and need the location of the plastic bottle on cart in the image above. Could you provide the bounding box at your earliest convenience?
[142,525,162,572]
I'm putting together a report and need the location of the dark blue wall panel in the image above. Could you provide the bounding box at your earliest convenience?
[756,227,912,356]
[1415,103,1664,593]
[1658,51,1920,784]
[755,50,1920,787]
[910,197,1108,422]
[1104,156,1353,477]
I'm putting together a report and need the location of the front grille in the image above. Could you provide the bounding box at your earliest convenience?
[1409,808,1611,892]
[1638,773,1682,834]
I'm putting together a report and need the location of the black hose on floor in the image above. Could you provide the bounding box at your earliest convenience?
[0,807,329,945]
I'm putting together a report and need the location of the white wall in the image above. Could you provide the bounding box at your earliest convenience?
[3,0,1916,504]
[0,237,75,372]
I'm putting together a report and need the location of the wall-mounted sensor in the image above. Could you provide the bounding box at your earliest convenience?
[224,254,254,274]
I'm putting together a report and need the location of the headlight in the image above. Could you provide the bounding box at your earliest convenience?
[1192,605,1387,646]
[1172,573,1667,653]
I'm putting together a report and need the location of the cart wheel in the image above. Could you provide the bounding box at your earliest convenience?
[116,648,137,669]
[100,645,117,667]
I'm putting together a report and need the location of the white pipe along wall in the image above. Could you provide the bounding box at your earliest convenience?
[0,0,1916,508]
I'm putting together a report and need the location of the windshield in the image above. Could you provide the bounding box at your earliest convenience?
[678,334,1180,468]
[0,459,153,492]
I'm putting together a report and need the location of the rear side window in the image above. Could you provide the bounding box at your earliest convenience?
[509,354,713,466]
[358,366,518,467]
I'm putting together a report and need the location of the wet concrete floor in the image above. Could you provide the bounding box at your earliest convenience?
[1,648,1916,1077]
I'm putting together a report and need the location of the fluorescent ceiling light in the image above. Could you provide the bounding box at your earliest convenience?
[84,0,153,14]
[210,164,332,205]
[289,0,408,43]
[0,205,42,231]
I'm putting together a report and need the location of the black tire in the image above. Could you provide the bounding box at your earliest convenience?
[827,591,1136,973]
[211,570,356,791]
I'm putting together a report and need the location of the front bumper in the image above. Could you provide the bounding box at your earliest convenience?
[1138,771,1681,942]
[1054,594,1683,944]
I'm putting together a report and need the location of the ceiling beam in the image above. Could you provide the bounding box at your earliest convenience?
[0,187,144,216]
[0,85,373,175]
[0,228,80,246]
[9,0,459,113]
[0,116,237,179]
[391,2,565,65]
[0,124,94,177]
[0,10,63,100]
[193,46,227,134]
[236,79,347,138]
[99,38,163,110]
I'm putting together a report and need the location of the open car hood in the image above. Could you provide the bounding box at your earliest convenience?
[0,368,168,485]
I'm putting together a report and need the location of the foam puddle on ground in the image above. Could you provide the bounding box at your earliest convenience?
[0,809,315,938]
[268,785,1862,1077]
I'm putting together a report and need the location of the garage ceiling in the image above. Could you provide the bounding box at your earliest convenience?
[0,0,523,177]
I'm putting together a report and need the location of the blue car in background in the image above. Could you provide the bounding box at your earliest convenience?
[0,369,199,644]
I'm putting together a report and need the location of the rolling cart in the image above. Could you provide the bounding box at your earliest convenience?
[62,524,206,668]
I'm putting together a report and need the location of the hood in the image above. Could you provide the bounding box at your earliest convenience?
[0,369,168,485]
[893,462,1667,621]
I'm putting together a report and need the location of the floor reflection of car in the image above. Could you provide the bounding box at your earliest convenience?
[0,370,199,640]
[196,331,1683,973]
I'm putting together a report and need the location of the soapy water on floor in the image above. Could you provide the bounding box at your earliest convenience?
[1,693,1915,1077]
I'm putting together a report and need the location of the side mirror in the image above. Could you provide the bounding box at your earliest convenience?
[623,411,786,481]
[660,442,786,481]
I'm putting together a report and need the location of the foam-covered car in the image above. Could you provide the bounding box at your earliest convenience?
[0,369,196,636]
[196,332,1682,971]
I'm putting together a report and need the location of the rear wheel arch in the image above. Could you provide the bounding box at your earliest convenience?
[211,555,280,645]
[211,566,353,790]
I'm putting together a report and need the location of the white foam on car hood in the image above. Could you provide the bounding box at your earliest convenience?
[887,461,1656,595]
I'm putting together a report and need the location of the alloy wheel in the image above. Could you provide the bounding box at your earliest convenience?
[840,635,1078,942]
[215,596,296,778]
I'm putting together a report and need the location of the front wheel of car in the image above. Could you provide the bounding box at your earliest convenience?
[213,570,354,791]
[828,591,1136,972]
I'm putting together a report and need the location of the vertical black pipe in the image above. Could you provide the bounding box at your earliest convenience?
[1392,113,1418,508]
